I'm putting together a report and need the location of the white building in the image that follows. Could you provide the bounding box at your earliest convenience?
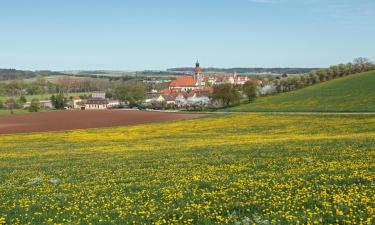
[85,98,109,110]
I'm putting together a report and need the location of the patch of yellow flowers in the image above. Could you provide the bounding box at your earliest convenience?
[0,113,374,224]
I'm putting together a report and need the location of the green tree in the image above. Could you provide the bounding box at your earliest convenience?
[4,98,19,114]
[242,81,257,102]
[114,84,145,106]
[19,95,27,104]
[7,79,24,96]
[50,94,67,109]
[35,75,47,98]
[212,84,241,107]
[0,99,3,109]
[28,99,40,112]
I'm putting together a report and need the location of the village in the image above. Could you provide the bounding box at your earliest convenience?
[21,61,262,111]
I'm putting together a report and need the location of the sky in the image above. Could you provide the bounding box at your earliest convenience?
[0,0,374,70]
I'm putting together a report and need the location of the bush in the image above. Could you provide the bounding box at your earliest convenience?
[19,95,27,104]
[5,98,21,110]
[28,99,40,112]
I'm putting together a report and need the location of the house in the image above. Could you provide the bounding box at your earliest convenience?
[108,100,120,109]
[84,92,109,110]
[169,76,199,92]
[70,96,83,109]
[156,94,177,105]
[39,100,53,109]
[92,91,106,99]
[23,100,53,109]
[85,98,109,110]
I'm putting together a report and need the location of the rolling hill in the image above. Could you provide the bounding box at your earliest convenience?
[226,70,375,112]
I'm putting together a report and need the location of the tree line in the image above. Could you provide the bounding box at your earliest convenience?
[260,58,375,95]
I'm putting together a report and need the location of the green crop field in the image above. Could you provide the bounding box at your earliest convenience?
[225,71,375,112]
[0,92,89,102]
[0,113,374,224]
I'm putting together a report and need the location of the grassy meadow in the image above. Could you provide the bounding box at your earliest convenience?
[0,92,89,102]
[226,71,375,112]
[0,113,374,224]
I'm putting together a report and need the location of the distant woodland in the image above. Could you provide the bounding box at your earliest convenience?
[0,69,66,81]
[167,67,319,74]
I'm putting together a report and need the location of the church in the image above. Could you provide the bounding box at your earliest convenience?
[168,61,206,92]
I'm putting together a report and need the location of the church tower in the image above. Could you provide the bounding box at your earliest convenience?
[194,60,203,86]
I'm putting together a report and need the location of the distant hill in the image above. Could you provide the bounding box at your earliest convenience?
[167,67,319,74]
[225,70,375,112]
[0,69,66,81]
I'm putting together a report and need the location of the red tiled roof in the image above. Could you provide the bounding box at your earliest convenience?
[162,94,176,101]
[247,79,263,85]
[170,76,197,87]
[86,98,109,104]
[73,96,81,101]
[160,89,172,94]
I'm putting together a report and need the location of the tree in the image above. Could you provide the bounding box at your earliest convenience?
[28,99,40,112]
[242,81,257,102]
[212,84,241,107]
[353,57,370,65]
[7,78,24,97]
[114,84,145,106]
[19,95,27,104]
[0,99,3,109]
[56,76,73,93]
[50,94,67,109]
[35,75,47,98]
[4,98,19,114]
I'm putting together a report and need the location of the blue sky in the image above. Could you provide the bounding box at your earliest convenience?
[0,0,374,70]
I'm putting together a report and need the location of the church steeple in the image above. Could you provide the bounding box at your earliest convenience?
[193,60,203,86]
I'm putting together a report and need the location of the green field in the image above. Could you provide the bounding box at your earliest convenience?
[0,113,374,224]
[226,71,375,112]
[0,92,89,116]
[0,92,89,102]
[0,109,51,116]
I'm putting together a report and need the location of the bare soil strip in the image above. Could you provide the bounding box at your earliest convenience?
[0,110,203,135]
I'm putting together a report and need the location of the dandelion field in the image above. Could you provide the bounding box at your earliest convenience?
[0,113,374,224]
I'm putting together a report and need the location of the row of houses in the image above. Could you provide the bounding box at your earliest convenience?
[23,92,120,110]
[69,92,120,110]
[147,88,211,108]
[147,61,262,108]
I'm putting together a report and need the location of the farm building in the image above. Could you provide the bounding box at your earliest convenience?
[85,98,109,110]
[84,92,109,110]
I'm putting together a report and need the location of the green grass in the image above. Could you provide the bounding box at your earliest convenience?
[0,109,28,116]
[0,113,374,224]
[0,92,89,102]
[225,71,375,112]
[0,109,51,116]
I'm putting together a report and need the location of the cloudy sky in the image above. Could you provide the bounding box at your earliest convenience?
[0,0,374,70]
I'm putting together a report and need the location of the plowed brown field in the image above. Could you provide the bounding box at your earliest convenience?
[0,110,203,134]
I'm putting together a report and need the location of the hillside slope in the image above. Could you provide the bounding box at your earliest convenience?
[227,70,375,112]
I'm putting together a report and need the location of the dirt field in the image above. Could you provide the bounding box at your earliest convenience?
[0,110,203,134]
